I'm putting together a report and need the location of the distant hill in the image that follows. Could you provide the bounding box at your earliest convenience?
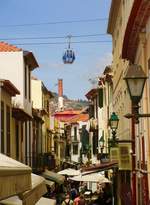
[49,92,89,114]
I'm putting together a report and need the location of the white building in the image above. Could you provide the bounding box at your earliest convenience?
[0,42,39,165]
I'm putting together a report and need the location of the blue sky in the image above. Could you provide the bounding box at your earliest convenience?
[0,0,112,100]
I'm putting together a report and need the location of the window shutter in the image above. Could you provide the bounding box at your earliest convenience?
[98,89,103,108]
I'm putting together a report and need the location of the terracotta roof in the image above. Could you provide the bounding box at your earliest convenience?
[0,42,39,69]
[69,114,89,123]
[55,110,82,115]
[0,42,22,52]
[85,88,98,100]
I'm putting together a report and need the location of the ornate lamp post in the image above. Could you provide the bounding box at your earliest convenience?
[109,112,119,146]
[124,64,148,123]
[124,64,148,205]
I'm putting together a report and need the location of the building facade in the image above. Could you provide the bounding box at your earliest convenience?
[0,42,39,166]
[108,0,150,204]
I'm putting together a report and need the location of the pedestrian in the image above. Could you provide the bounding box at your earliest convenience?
[70,185,78,200]
[78,194,86,205]
[61,193,73,205]
[73,193,80,205]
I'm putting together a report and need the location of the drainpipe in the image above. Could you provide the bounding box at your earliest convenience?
[131,104,136,205]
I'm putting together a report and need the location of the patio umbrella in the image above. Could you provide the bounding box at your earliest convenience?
[58,168,80,176]
[0,154,32,200]
[70,173,111,183]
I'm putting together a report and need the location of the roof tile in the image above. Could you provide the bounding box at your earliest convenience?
[0,42,22,52]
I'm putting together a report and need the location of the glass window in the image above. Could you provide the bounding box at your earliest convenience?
[6,105,10,156]
[1,101,4,153]
[73,144,78,155]
[74,127,77,140]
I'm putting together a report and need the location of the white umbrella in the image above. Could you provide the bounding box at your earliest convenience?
[0,153,31,200]
[70,173,111,183]
[58,168,80,176]
[19,174,47,205]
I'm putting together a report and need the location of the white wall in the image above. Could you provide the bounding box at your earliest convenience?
[0,52,24,106]
[31,79,42,109]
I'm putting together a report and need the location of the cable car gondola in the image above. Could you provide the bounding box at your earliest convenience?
[62,35,75,64]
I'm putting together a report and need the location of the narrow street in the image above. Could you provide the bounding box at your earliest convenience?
[0,1,150,205]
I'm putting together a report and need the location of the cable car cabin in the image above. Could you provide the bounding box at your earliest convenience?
[63,49,75,64]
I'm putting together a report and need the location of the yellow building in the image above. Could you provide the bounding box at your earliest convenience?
[31,77,54,171]
[0,80,20,158]
[108,0,150,204]
[107,1,134,204]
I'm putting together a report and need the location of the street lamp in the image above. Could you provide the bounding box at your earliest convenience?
[124,63,148,205]
[124,64,148,123]
[109,112,119,143]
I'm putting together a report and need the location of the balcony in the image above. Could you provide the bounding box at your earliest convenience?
[24,98,32,116]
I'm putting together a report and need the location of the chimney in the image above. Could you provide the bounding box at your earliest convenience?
[58,79,64,110]
[58,79,63,97]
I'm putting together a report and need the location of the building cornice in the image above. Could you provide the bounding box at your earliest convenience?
[107,0,121,34]
[122,0,150,62]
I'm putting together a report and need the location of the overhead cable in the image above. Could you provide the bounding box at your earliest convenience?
[0,18,108,28]
[14,40,112,46]
[0,33,108,41]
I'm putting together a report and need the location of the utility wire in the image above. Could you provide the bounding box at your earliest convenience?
[0,33,108,41]
[0,18,108,28]
[14,40,112,46]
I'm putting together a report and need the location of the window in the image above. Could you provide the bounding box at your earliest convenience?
[15,122,19,160]
[29,122,31,166]
[24,65,27,98]
[28,70,31,100]
[6,106,10,156]
[73,144,78,155]
[99,89,103,108]
[54,141,58,156]
[74,127,77,141]
[1,101,4,153]
[47,100,49,113]
[25,121,28,164]
[93,130,98,155]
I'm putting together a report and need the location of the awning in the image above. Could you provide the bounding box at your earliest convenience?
[42,170,65,184]
[0,154,32,200]
[70,173,111,183]
[19,174,47,205]
[0,197,56,205]
[58,168,80,176]
[81,161,118,174]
